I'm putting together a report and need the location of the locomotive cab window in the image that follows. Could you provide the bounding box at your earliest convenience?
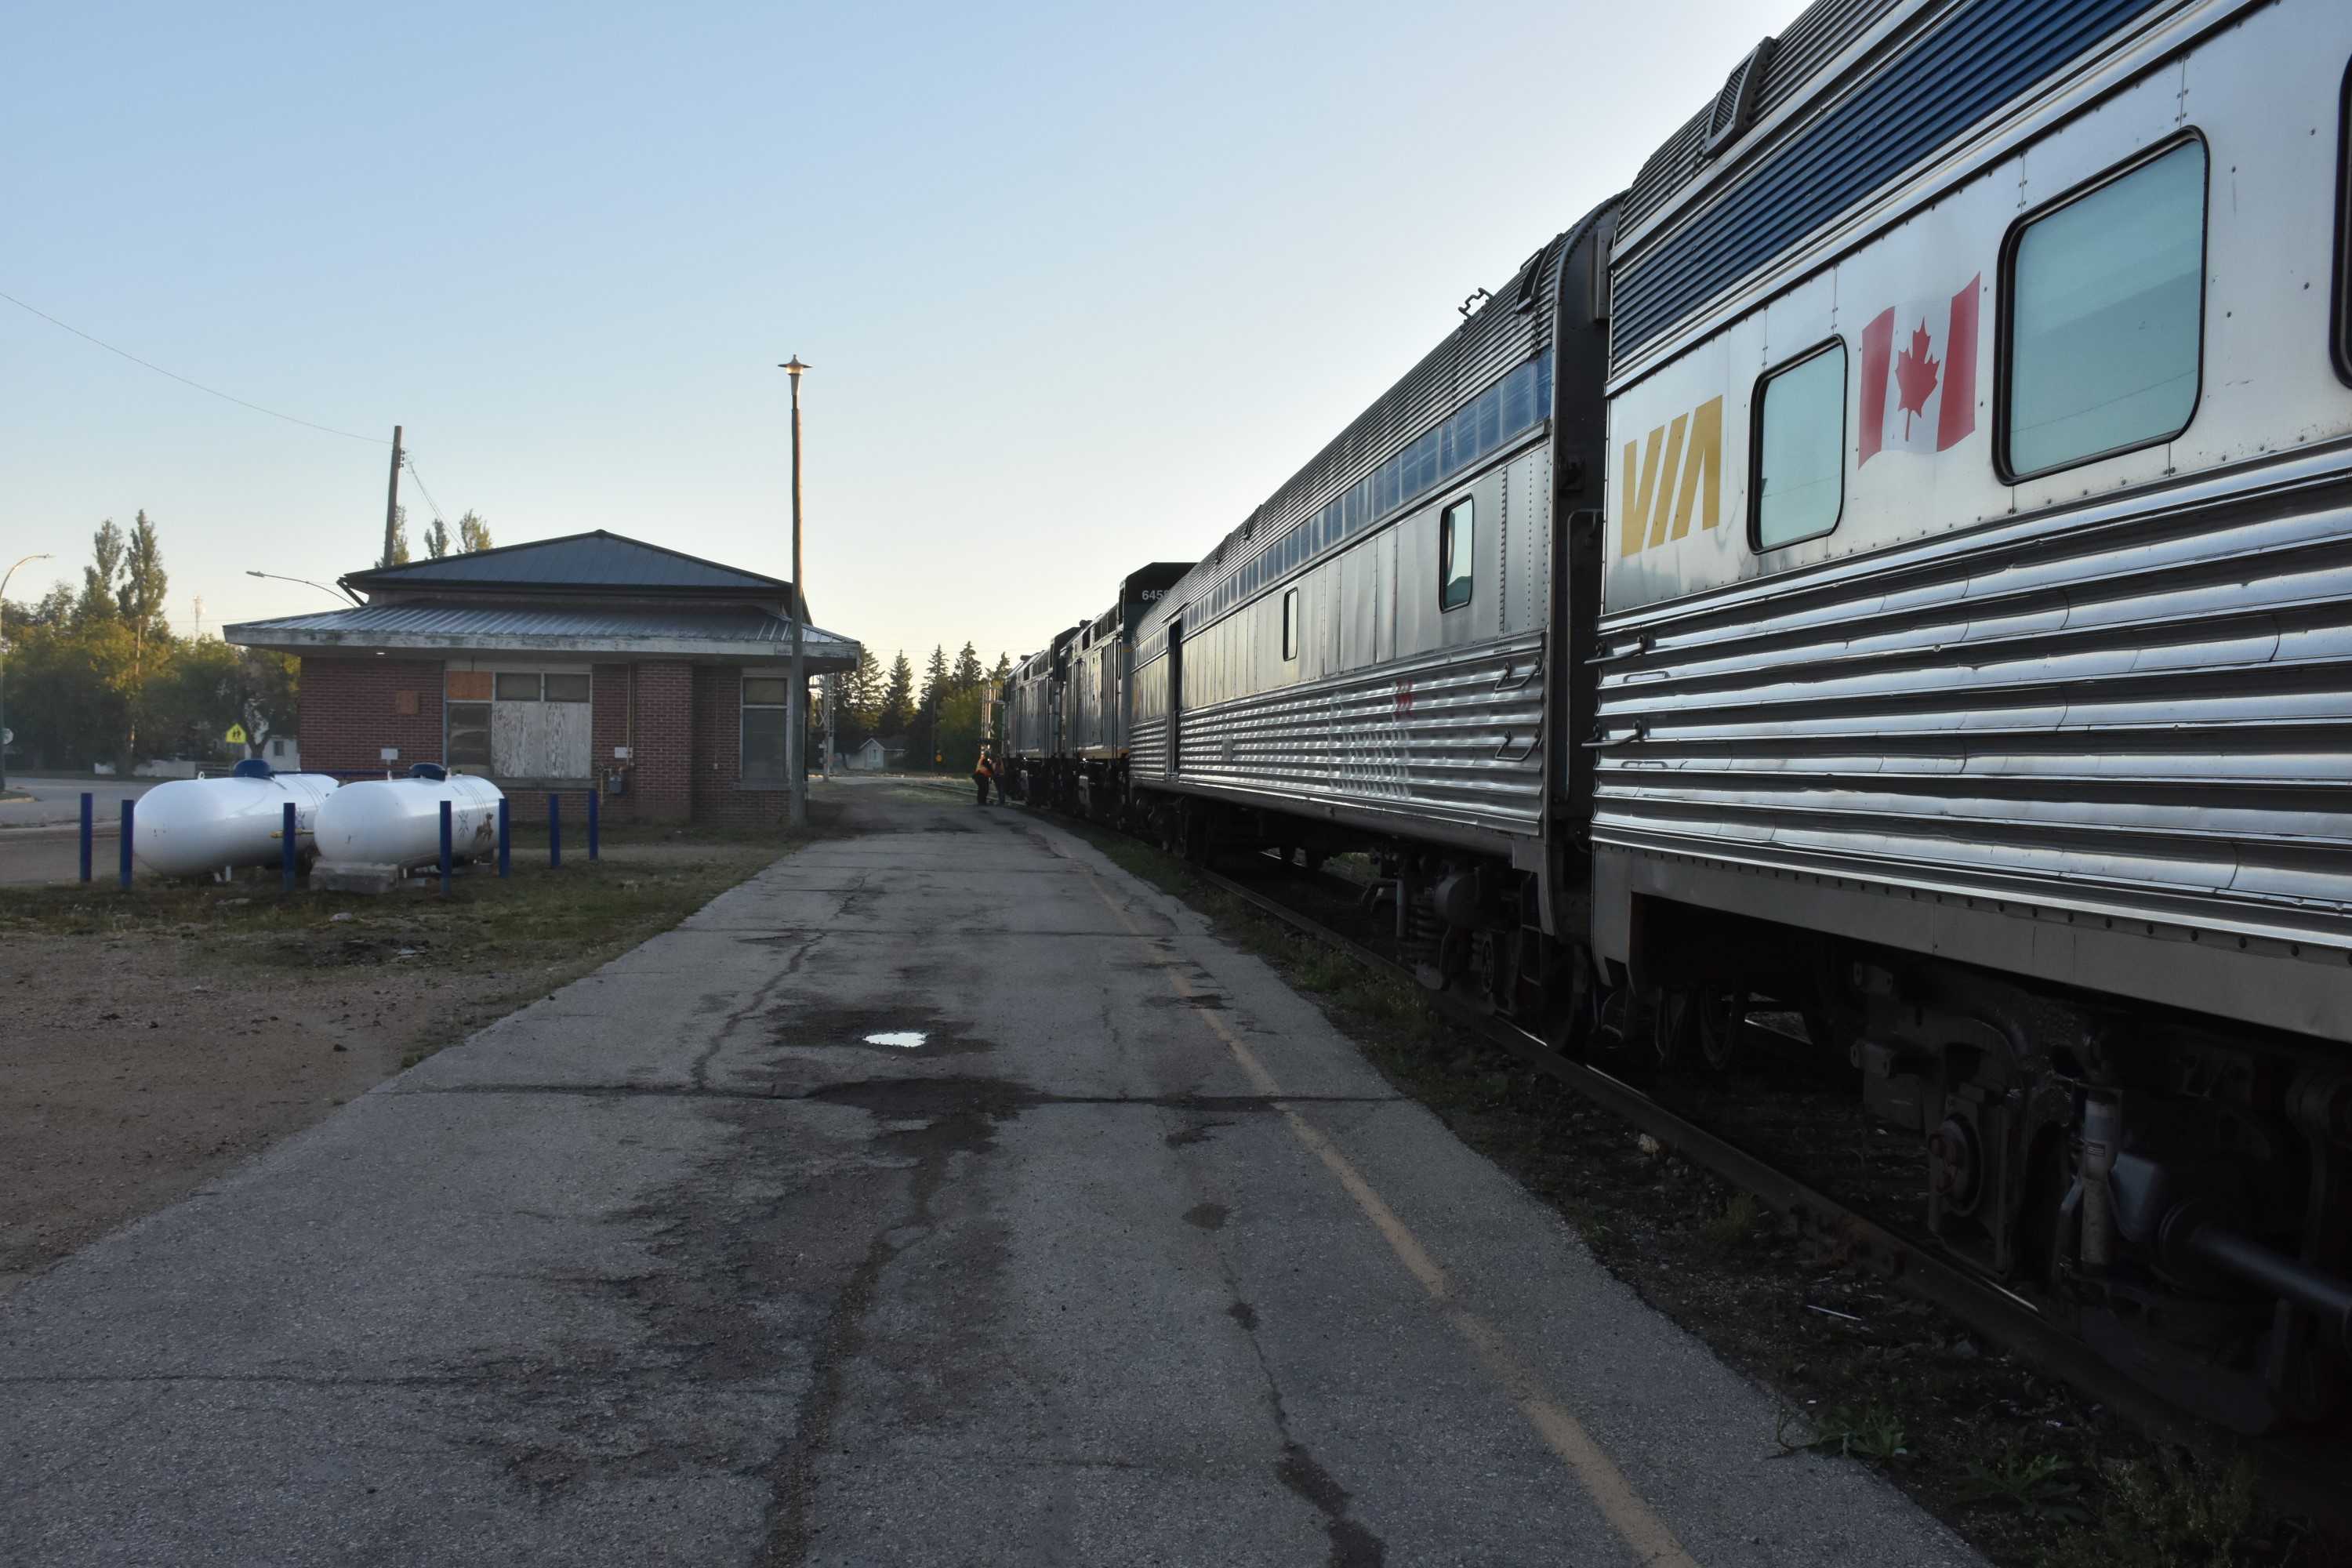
[1439,498,1473,610]
[2002,137,2207,479]
[1281,588,1300,661]
[1751,339,1847,550]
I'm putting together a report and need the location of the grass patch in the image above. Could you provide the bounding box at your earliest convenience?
[0,806,840,1067]
[1048,815,2345,1568]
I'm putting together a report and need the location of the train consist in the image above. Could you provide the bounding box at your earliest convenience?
[1003,0,2352,1436]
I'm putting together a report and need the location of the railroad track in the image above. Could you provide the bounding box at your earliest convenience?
[1130,829,2351,1530]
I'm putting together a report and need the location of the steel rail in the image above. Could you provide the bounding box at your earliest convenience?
[1181,853,2352,1532]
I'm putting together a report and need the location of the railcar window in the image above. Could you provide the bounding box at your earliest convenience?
[2337,60,2352,383]
[1440,499,1474,611]
[2002,139,2206,479]
[1752,340,1847,550]
[1281,589,1300,661]
[741,677,792,787]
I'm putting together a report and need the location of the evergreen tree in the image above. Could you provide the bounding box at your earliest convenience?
[423,516,452,558]
[951,641,984,694]
[457,510,493,553]
[840,647,882,735]
[877,652,915,735]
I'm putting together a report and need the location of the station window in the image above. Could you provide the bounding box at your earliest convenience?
[1439,498,1474,610]
[1751,339,1847,550]
[1281,589,1300,661]
[2002,137,2207,480]
[742,677,793,787]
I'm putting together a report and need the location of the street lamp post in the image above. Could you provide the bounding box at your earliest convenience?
[780,357,811,830]
[0,553,57,793]
[245,569,363,606]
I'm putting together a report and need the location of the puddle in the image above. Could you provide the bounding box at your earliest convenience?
[765,1002,994,1058]
[864,1031,927,1049]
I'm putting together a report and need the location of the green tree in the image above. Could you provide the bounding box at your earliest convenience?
[951,641,984,695]
[78,519,125,624]
[380,505,412,568]
[118,512,170,768]
[877,652,915,737]
[423,515,452,559]
[458,510,493,553]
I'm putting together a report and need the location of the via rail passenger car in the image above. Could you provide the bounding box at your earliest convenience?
[1010,0,2352,1435]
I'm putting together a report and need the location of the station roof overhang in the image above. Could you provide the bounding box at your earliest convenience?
[223,601,862,673]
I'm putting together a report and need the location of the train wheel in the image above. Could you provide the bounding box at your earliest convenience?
[1697,991,1748,1073]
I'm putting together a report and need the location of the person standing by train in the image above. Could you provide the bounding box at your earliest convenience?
[972,749,996,807]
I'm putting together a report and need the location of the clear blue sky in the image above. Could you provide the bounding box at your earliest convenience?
[2,1,1805,673]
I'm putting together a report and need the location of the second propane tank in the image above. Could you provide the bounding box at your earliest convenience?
[313,766,503,869]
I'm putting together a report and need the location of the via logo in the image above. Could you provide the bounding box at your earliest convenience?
[1617,397,1724,557]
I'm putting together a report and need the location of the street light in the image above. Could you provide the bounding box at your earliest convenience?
[245,569,362,606]
[780,356,811,830]
[0,553,57,794]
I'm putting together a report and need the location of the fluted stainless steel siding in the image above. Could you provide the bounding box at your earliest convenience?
[1590,449,2352,948]
[1169,631,1548,840]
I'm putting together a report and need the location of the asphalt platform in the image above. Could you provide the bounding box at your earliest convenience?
[0,781,1982,1566]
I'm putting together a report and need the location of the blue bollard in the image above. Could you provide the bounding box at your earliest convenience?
[78,793,93,883]
[281,801,297,892]
[587,787,600,861]
[118,799,133,890]
[438,800,453,898]
[548,793,561,868]
[498,797,511,878]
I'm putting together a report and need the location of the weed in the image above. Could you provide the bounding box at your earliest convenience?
[1700,1191,1759,1248]
[1958,1451,2091,1526]
[1776,1399,1917,1466]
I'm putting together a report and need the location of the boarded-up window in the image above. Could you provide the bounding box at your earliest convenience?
[452,670,593,779]
[392,689,419,717]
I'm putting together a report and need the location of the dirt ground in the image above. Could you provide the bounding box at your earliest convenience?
[0,828,824,1302]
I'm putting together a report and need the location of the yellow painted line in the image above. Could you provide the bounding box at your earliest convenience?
[1056,844,1701,1568]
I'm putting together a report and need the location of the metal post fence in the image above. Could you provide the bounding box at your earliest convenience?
[498,797,511,878]
[281,802,297,892]
[78,793,93,883]
[548,793,561,868]
[587,788,599,860]
[438,800,453,898]
[118,799,132,891]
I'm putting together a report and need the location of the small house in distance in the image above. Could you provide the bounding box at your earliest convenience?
[223,532,859,822]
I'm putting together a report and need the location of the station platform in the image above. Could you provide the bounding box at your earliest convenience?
[0,782,1980,1565]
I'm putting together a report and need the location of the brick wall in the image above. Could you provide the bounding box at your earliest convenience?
[691,664,794,825]
[299,658,445,775]
[633,661,695,823]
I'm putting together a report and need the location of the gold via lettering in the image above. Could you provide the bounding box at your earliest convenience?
[1617,397,1723,557]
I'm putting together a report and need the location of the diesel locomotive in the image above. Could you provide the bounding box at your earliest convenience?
[1004,0,2352,1436]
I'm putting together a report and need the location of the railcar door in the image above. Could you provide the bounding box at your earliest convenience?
[1165,617,1184,779]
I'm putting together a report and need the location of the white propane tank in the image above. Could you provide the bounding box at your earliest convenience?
[312,768,504,871]
[132,761,343,877]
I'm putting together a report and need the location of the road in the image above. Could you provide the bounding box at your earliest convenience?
[0,783,1980,1565]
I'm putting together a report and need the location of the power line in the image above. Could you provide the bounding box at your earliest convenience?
[402,456,448,524]
[0,288,386,445]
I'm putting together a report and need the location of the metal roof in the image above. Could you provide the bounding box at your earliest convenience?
[223,600,859,670]
[342,530,791,597]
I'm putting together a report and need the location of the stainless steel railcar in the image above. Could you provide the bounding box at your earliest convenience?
[1057,0,2352,1434]
[1006,564,1191,813]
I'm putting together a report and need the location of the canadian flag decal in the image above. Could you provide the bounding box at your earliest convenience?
[1858,274,1980,464]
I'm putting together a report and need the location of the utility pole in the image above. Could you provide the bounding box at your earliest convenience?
[382,425,405,568]
[781,358,811,829]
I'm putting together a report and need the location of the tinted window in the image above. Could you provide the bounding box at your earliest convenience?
[2337,61,2352,382]
[742,677,790,706]
[446,702,491,766]
[1281,589,1300,661]
[1439,499,1473,611]
[2005,140,2205,478]
[1753,341,1846,550]
[493,673,541,702]
[741,706,789,786]
[543,673,590,703]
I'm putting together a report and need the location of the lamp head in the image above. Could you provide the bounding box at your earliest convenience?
[780,356,811,379]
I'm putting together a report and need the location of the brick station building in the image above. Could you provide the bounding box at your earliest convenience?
[223,532,860,823]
